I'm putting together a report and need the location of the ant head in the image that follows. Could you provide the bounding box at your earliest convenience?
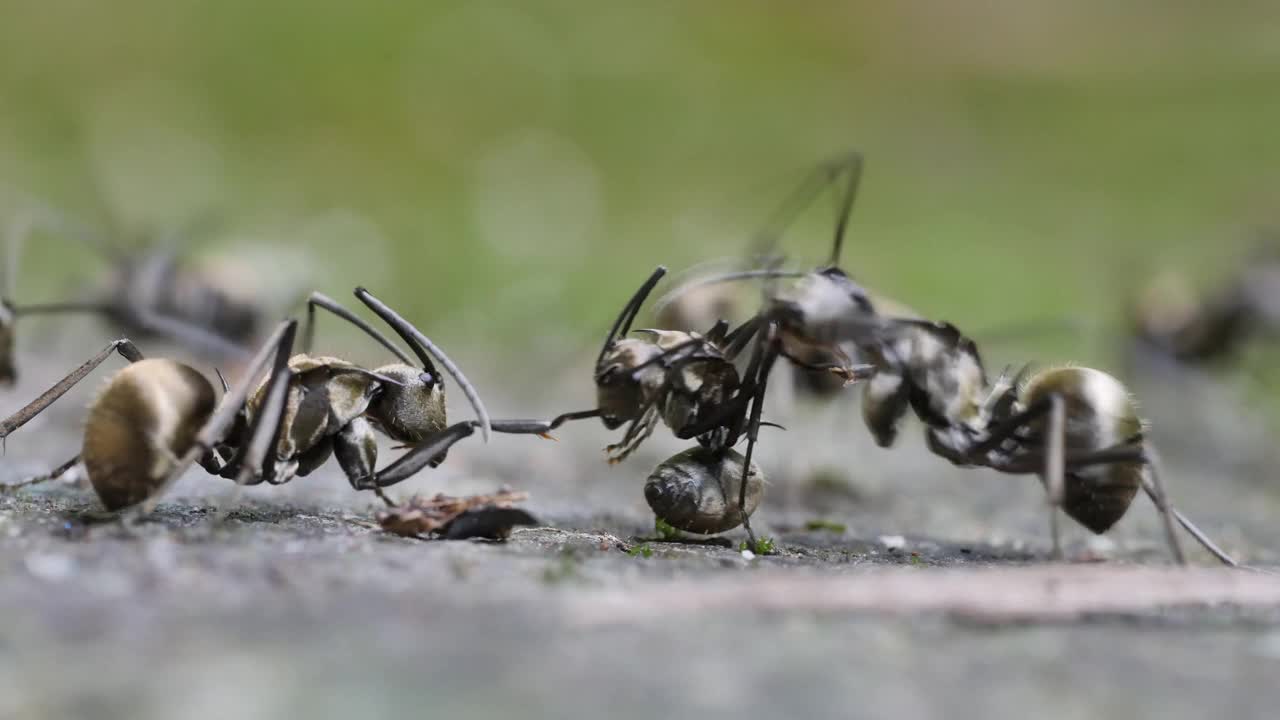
[595,339,662,430]
[366,363,447,444]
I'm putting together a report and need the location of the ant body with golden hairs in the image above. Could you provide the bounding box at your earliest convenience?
[1,288,547,537]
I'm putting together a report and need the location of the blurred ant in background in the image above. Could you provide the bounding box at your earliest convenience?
[1,205,270,385]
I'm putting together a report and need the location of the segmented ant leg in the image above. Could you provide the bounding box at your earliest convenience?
[2,454,80,493]
[350,413,600,498]
[722,315,763,360]
[966,394,1055,459]
[737,326,781,549]
[1136,446,1187,565]
[1059,445,1231,566]
[302,291,415,364]
[606,406,660,463]
[826,152,864,267]
[133,308,251,362]
[367,421,484,488]
[214,321,298,519]
[749,151,863,266]
[468,411,603,441]
[1160,504,1238,567]
[0,339,144,441]
[130,320,298,518]
[1045,394,1066,561]
[780,348,875,385]
[354,287,492,442]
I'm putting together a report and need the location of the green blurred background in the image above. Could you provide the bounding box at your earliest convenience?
[2,0,1278,365]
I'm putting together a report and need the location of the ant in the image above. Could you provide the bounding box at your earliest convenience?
[652,151,1240,562]
[651,152,884,545]
[857,316,1238,565]
[0,288,554,527]
[1131,235,1280,369]
[2,207,264,373]
[498,265,758,463]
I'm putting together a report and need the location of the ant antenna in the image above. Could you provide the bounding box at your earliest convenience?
[598,266,667,366]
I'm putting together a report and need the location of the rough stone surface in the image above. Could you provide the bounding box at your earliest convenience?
[1,347,1279,719]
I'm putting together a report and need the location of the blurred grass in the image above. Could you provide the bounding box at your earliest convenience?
[1,1,1278,370]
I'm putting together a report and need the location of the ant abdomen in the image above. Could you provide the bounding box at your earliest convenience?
[644,446,763,534]
[82,359,217,510]
[1020,367,1144,533]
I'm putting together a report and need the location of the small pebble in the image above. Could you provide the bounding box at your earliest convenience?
[1085,535,1117,555]
[879,535,906,551]
[740,549,756,560]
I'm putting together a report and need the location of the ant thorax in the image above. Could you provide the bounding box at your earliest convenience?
[901,323,988,426]
[862,321,990,452]
[659,349,738,436]
[245,354,382,469]
[624,329,737,436]
[765,268,877,348]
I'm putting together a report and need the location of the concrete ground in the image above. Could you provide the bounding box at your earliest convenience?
[2,341,1279,720]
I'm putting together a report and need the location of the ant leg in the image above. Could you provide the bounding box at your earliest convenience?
[826,152,864,267]
[605,406,659,463]
[1159,502,1238,567]
[132,308,251,362]
[356,413,601,495]
[737,327,781,548]
[749,151,863,265]
[131,320,297,518]
[2,454,80,492]
[0,339,144,440]
[1045,394,1066,560]
[367,421,483,488]
[723,315,763,360]
[302,291,415,364]
[780,349,875,384]
[1137,446,1187,565]
[216,323,297,519]
[1049,444,1233,566]
[966,395,1054,459]
[333,417,394,505]
[487,410,602,437]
